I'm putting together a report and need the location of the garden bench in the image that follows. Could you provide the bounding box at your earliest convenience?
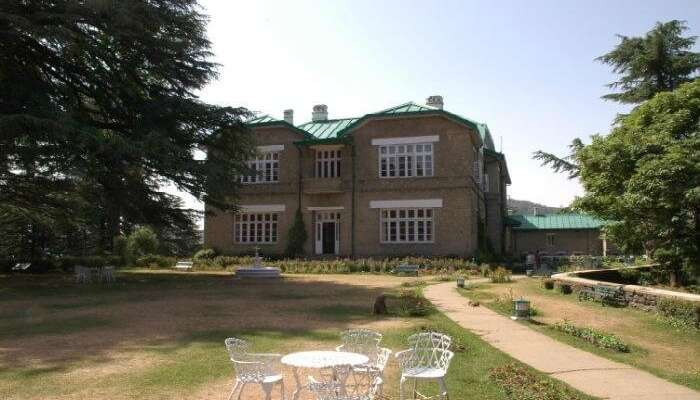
[578,284,626,306]
[394,264,420,276]
[174,260,193,272]
[11,263,31,272]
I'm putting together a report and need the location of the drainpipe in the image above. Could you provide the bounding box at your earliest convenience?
[351,140,356,258]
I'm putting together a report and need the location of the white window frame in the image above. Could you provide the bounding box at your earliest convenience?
[380,208,435,244]
[240,147,281,184]
[234,212,279,244]
[316,149,342,178]
[378,143,433,178]
[546,233,556,247]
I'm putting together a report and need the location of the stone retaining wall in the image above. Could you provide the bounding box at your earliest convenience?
[551,268,700,312]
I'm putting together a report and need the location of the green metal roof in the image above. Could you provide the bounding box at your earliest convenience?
[297,118,359,139]
[511,213,608,231]
[247,114,279,125]
[245,114,315,140]
[376,102,436,114]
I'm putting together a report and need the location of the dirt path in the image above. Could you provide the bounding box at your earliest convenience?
[425,282,700,400]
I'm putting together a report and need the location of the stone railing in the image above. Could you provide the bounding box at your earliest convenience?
[552,267,700,311]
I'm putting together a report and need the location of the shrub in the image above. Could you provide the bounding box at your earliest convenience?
[553,320,630,352]
[558,284,573,295]
[193,248,216,260]
[284,208,308,257]
[490,267,511,283]
[542,279,555,290]
[112,235,131,264]
[127,227,159,258]
[394,289,434,317]
[134,255,175,269]
[618,267,641,284]
[656,298,700,329]
[490,363,588,400]
[480,264,491,277]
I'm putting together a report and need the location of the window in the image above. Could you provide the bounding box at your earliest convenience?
[234,213,278,243]
[483,173,490,192]
[546,233,556,247]
[380,208,434,243]
[316,149,341,178]
[379,143,433,178]
[240,151,279,184]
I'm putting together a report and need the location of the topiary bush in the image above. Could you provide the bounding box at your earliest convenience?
[490,266,512,283]
[542,279,555,290]
[284,208,308,257]
[558,283,573,295]
[193,248,216,260]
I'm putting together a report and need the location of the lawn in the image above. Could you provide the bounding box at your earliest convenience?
[458,278,700,391]
[0,270,595,400]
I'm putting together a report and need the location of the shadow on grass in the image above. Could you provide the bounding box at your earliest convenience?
[0,270,402,369]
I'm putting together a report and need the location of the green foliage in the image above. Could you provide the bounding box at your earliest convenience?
[553,320,630,352]
[574,80,700,282]
[393,289,434,317]
[134,255,176,269]
[193,248,217,260]
[112,235,131,264]
[597,20,700,104]
[558,284,573,295]
[542,279,555,290]
[489,363,589,400]
[0,1,251,260]
[656,298,700,329]
[127,227,159,259]
[618,267,642,284]
[284,209,308,257]
[490,267,512,283]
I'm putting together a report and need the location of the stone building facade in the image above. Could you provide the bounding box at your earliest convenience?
[205,96,511,258]
[509,213,613,256]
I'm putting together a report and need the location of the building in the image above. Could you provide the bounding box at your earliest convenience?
[205,96,511,258]
[508,212,613,256]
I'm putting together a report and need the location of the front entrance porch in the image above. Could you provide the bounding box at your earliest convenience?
[314,211,340,255]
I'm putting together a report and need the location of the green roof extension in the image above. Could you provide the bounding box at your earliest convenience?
[245,114,315,140]
[510,213,608,231]
[297,118,359,139]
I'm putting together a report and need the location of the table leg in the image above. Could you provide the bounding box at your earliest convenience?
[291,366,303,400]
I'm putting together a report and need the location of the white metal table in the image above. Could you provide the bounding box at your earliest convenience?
[281,350,369,400]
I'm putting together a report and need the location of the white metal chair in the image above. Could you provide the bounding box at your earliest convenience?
[74,265,90,284]
[99,266,115,283]
[308,364,382,400]
[396,332,454,400]
[224,337,285,400]
[336,329,389,394]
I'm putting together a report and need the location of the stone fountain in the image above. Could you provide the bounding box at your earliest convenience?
[234,247,281,279]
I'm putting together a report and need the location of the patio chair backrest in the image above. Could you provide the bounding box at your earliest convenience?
[407,331,452,352]
[224,337,250,361]
[309,364,370,400]
[405,332,453,371]
[339,328,382,354]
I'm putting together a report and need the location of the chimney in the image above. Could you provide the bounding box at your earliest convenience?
[312,104,328,122]
[426,95,444,110]
[283,109,294,125]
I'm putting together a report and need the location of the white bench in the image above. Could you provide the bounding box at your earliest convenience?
[395,264,420,275]
[11,263,31,271]
[174,261,193,272]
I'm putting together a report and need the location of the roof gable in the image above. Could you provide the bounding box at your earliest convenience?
[511,213,607,230]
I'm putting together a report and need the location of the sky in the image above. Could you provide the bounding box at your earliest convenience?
[177,0,700,220]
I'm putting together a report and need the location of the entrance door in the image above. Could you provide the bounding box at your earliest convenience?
[322,222,335,254]
[315,211,341,255]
